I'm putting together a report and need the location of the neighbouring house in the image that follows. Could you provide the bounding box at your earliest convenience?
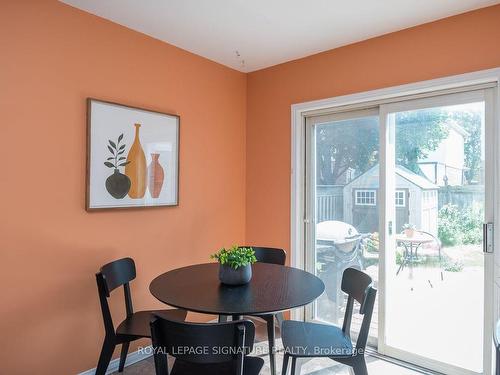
[418,121,468,186]
[343,165,439,235]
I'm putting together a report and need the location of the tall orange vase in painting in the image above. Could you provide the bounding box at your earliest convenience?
[125,123,147,198]
[148,153,164,198]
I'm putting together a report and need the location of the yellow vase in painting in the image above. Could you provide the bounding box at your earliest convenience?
[125,123,147,199]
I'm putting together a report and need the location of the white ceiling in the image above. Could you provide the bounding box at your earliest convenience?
[61,0,500,72]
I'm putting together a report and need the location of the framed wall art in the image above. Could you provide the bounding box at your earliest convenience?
[86,98,179,210]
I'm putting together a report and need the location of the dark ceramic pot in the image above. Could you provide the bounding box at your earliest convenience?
[218,264,252,285]
[106,169,131,199]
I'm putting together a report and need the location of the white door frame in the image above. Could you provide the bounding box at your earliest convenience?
[290,67,500,374]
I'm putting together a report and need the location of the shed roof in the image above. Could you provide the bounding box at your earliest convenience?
[345,164,438,190]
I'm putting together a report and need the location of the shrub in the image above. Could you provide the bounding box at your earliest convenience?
[444,260,464,272]
[461,204,483,245]
[438,204,463,246]
[438,203,483,246]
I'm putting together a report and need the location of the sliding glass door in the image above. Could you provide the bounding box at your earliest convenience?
[304,88,496,374]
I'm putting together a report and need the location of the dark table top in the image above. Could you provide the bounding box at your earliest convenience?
[149,262,325,316]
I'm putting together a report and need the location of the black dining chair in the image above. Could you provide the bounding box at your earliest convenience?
[95,257,187,375]
[150,315,264,375]
[281,267,377,375]
[218,246,286,375]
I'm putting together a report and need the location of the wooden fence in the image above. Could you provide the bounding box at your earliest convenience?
[438,185,484,209]
[316,185,344,222]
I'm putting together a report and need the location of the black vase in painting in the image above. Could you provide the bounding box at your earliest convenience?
[106,168,131,199]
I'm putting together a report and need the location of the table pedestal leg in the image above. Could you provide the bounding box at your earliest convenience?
[264,314,276,375]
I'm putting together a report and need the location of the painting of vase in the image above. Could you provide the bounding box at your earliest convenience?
[86,99,180,210]
[148,153,164,198]
[125,123,147,199]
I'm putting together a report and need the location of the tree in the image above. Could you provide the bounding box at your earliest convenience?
[316,117,379,185]
[316,109,450,185]
[449,110,482,184]
[394,109,449,174]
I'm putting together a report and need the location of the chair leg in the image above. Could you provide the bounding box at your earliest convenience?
[218,315,228,323]
[275,312,284,330]
[291,357,297,375]
[282,354,290,375]
[95,337,115,375]
[118,341,130,372]
[265,315,276,375]
[351,358,368,375]
[153,352,169,375]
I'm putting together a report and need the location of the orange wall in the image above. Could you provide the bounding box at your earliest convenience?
[246,5,500,252]
[3,1,500,374]
[0,1,246,374]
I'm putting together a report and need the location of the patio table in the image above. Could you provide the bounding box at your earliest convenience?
[395,233,434,276]
[149,262,325,375]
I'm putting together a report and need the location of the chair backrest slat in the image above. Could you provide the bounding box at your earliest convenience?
[241,246,286,265]
[340,268,377,351]
[95,257,137,336]
[341,267,372,313]
[100,257,136,295]
[150,317,255,365]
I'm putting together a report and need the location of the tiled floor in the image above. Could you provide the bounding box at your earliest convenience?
[114,319,433,375]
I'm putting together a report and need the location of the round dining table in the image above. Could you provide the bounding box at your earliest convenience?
[150,262,325,375]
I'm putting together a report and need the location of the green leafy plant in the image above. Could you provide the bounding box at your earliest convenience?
[210,245,257,269]
[365,232,379,253]
[444,260,464,272]
[438,203,483,246]
[438,204,463,246]
[104,134,131,169]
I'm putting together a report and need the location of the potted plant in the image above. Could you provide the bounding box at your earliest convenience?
[210,245,257,285]
[402,223,416,238]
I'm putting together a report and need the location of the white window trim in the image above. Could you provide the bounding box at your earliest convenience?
[395,190,405,207]
[355,189,376,206]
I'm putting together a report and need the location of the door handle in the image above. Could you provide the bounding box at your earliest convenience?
[483,223,494,253]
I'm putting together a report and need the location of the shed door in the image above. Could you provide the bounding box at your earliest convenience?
[395,189,409,233]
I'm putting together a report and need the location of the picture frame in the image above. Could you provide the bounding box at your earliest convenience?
[86,98,180,210]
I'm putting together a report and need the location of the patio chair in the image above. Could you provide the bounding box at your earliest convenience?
[417,230,442,262]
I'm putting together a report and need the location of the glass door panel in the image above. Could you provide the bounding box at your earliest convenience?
[382,97,488,374]
[307,110,380,340]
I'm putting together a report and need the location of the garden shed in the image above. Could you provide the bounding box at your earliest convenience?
[343,165,438,235]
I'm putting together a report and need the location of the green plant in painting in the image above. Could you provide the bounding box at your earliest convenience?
[211,245,257,269]
[104,134,131,169]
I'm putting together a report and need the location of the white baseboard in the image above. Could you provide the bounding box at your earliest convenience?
[78,345,152,375]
